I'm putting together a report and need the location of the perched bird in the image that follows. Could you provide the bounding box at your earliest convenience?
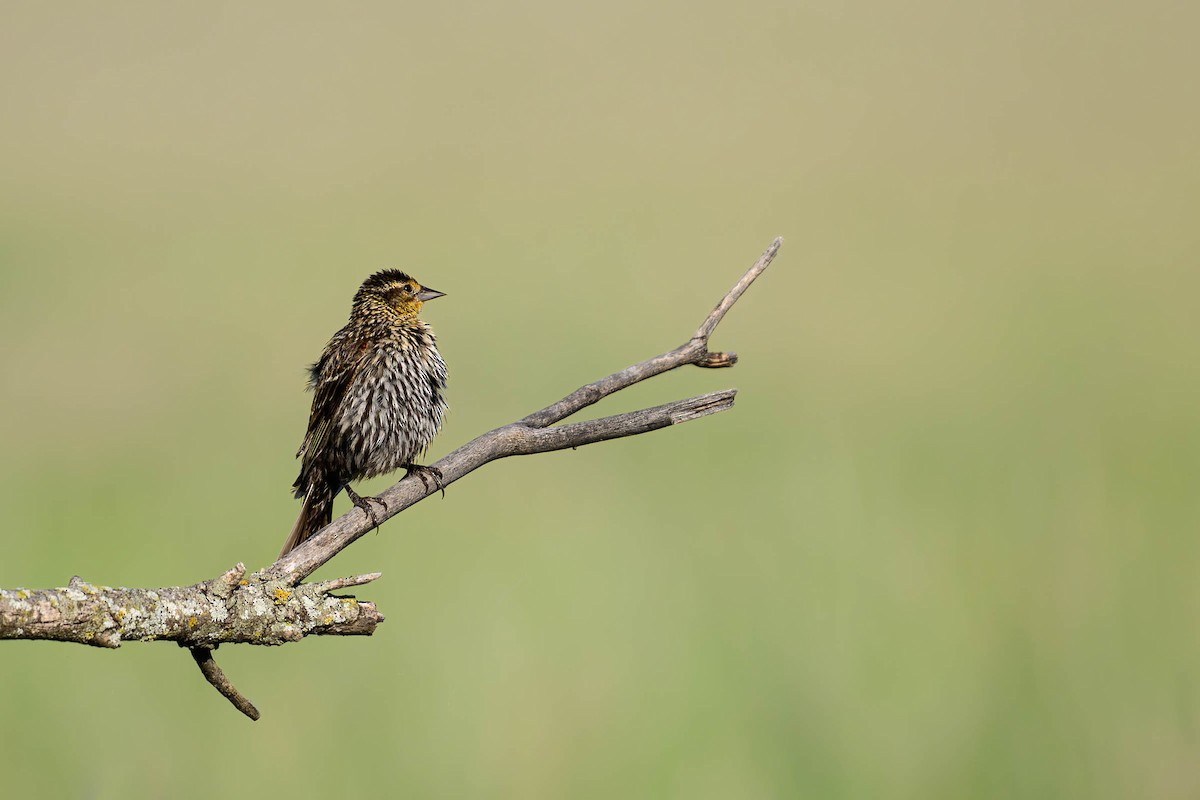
[279,270,448,557]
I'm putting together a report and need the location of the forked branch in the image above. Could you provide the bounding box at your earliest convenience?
[269,235,783,585]
[0,236,784,720]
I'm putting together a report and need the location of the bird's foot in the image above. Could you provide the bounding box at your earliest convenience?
[404,464,445,498]
[345,486,388,528]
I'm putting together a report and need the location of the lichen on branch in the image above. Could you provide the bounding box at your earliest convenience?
[0,565,383,648]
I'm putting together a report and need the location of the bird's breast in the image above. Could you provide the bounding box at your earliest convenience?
[337,332,448,477]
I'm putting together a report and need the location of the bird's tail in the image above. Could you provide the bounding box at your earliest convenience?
[279,490,334,558]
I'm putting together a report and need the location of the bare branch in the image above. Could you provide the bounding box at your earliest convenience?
[1,237,783,717]
[0,568,384,647]
[190,647,261,721]
[310,572,383,594]
[519,236,783,429]
[506,390,737,454]
[693,236,782,341]
[269,237,781,586]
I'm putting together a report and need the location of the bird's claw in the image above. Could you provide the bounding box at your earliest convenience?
[404,464,445,498]
[345,486,388,528]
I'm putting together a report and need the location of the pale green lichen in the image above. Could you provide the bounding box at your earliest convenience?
[3,573,378,648]
[208,598,229,623]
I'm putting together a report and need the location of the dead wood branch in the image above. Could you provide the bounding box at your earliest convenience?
[0,236,783,720]
[268,236,783,586]
[0,565,383,648]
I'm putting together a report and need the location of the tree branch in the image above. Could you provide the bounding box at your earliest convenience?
[0,236,783,719]
[190,647,261,721]
[0,565,383,648]
[269,235,783,586]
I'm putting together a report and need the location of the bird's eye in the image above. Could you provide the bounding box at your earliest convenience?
[404,284,415,294]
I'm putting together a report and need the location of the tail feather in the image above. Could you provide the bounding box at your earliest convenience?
[279,491,334,558]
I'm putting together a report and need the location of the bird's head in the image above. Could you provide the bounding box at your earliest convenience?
[353,269,446,319]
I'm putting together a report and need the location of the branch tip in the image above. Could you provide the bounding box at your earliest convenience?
[693,236,783,342]
[210,563,247,598]
[312,573,383,594]
[189,647,260,721]
[695,352,737,368]
[669,389,736,424]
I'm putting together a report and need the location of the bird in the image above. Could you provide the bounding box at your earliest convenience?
[278,269,449,557]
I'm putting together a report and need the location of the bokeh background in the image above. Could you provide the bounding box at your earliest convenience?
[2,1,1198,797]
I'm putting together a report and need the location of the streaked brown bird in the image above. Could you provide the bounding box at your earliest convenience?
[279,270,448,557]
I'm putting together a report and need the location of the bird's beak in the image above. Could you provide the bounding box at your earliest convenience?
[417,287,446,302]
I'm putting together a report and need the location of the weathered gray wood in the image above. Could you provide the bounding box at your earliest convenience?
[269,236,783,586]
[0,564,382,648]
[0,236,783,719]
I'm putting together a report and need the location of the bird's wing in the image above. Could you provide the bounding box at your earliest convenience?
[296,326,371,472]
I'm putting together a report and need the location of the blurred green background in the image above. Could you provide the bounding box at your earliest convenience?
[1,1,1198,797]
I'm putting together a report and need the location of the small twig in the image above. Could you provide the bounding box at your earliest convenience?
[503,390,737,454]
[693,236,781,341]
[310,572,383,594]
[211,562,247,598]
[189,647,260,721]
